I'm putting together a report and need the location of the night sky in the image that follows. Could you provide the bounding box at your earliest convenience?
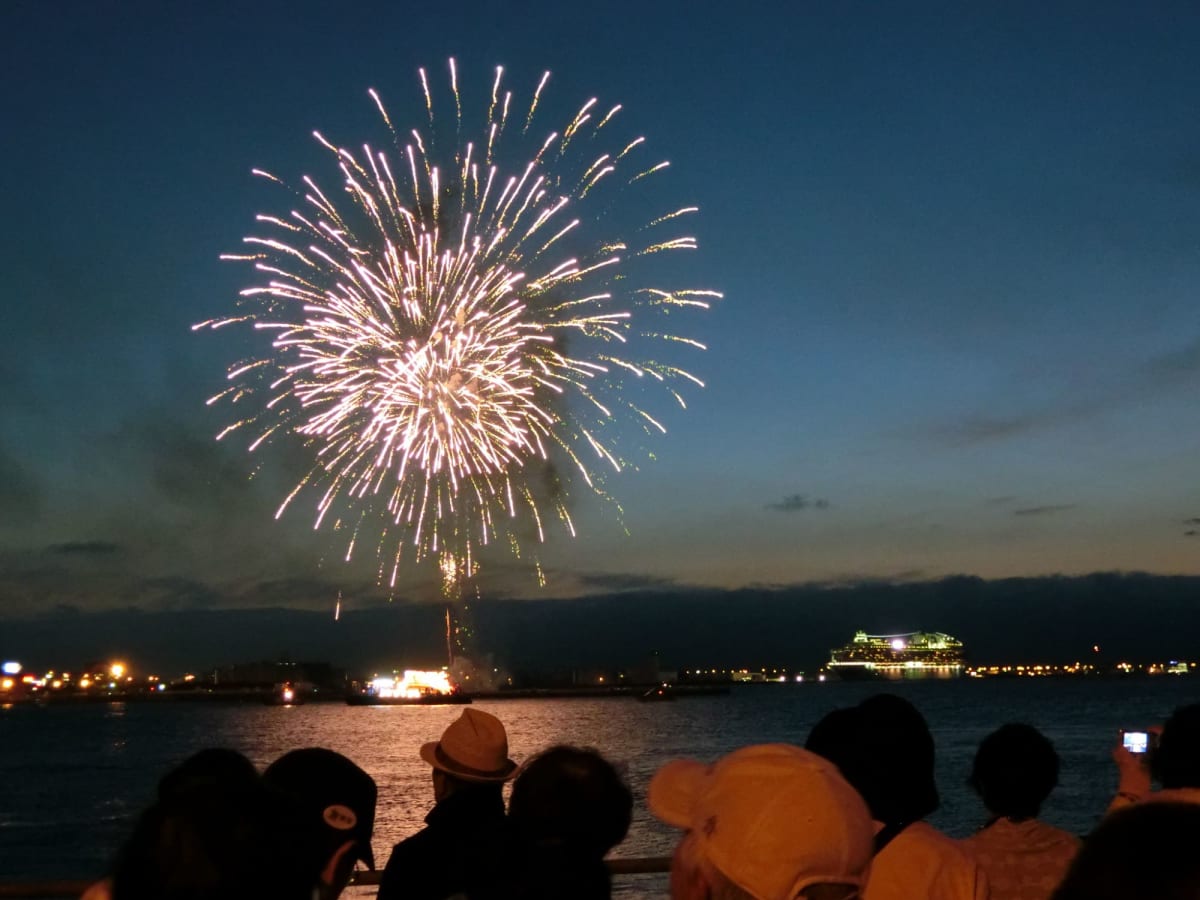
[4,2,1200,636]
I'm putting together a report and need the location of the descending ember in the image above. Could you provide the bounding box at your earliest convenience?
[199,60,718,591]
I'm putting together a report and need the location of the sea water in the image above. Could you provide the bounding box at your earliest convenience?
[2,678,1196,896]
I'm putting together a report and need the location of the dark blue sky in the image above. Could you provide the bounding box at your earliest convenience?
[3,1,1200,617]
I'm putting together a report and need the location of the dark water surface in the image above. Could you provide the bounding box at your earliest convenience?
[3,678,1196,895]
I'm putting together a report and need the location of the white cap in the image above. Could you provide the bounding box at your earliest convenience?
[648,743,873,899]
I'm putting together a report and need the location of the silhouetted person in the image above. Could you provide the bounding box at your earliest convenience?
[961,724,1079,900]
[1051,803,1200,900]
[263,748,378,900]
[649,743,874,899]
[157,747,259,798]
[502,745,633,899]
[806,694,988,900]
[82,749,264,900]
[108,761,315,900]
[378,708,518,900]
[1108,701,1200,813]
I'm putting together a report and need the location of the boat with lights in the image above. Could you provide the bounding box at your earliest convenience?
[345,669,472,705]
[826,631,965,680]
[346,691,471,706]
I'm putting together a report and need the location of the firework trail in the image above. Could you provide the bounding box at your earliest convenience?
[198,61,718,594]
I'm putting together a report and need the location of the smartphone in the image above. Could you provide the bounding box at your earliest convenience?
[1121,730,1151,754]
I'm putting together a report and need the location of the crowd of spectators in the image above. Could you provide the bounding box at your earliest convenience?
[87,699,1200,900]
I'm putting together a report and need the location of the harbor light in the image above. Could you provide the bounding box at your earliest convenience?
[109,662,126,679]
[2,661,21,675]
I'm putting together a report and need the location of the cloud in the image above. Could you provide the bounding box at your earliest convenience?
[1013,504,1076,517]
[0,444,43,525]
[765,494,831,513]
[575,572,678,592]
[1182,518,1200,526]
[1135,150,1200,191]
[230,576,365,609]
[917,338,1200,450]
[932,414,1051,446]
[49,540,122,556]
[1139,339,1200,390]
[796,568,929,589]
[134,576,222,612]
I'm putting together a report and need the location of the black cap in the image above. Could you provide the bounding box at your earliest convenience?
[263,748,377,870]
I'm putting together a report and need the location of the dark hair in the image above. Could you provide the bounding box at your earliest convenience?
[1152,702,1200,789]
[969,723,1059,819]
[805,706,869,790]
[1051,804,1200,900]
[158,748,258,800]
[111,779,315,900]
[806,694,938,825]
[509,745,632,858]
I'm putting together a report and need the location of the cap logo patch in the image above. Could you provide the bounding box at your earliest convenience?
[323,804,357,830]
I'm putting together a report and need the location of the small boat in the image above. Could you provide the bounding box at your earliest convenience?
[265,684,303,705]
[637,685,677,702]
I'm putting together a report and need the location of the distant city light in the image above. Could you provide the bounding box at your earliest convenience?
[2,662,21,675]
[109,662,126,679]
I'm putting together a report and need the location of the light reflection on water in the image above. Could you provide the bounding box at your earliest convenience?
[3,679,1198,898]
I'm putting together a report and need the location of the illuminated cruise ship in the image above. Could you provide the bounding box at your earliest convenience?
[826,630,965,679]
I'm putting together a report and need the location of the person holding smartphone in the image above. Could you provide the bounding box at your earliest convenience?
[1108,702,1200,813]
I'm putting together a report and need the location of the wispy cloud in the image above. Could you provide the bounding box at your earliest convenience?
[1013,504,1076,517]
[135,576,221,612]
[810,568,929,587]
[1140,338,1200,389]
[576,572,677,592]
[49,540,121,556]
[918,338,1200,448]
[932,413,1053,446]
[766,494,831,513]
[0,444,42,526]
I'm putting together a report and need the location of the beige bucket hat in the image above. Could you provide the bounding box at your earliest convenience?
[419,708,518,783]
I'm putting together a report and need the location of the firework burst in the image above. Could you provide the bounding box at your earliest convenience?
[198,61,718,594]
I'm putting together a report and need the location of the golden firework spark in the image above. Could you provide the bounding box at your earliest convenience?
[199,61,718,592]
